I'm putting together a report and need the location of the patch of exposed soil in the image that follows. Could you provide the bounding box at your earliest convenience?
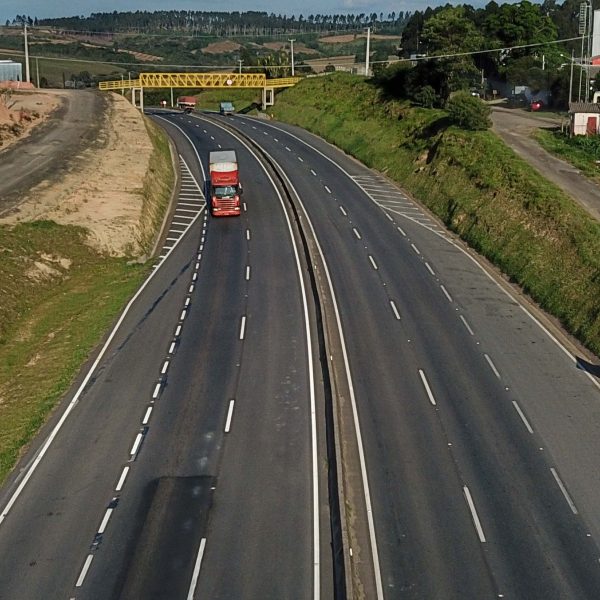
[202,40,242,54]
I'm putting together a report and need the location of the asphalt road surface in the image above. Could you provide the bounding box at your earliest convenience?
[0,105,600,600]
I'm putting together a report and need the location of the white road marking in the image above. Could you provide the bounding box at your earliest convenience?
[298,156,304,162]
[161,360,170,375]
[169,342,176,354]
[185,298,191,307]
[186,538,207,600]
[459,315,474,336]
[310,169,317,176]
[397,226,406,236]
[239,316,247,340]
[224,400,235,433]
[390,300,401,320]
[484,354,501,379]
[142,406,153,425]
[512,401,533,433]
[98,508,113,534]
[352,228,361,240]
[75,554,94,587]
[175,325,182,336]
[180,309,187,321]
[130,433,143,456]
[411,243,420,255]
[325,186,332,194]
[369,255,378,270]
[115,466,129,492]
[285,146,291,151]
[419,369,436,406]
[246,229,251,241]
[243,202,247,212]
[339,206,347,216]
[210,135,214,140]
[246,265,251,281]
[440,285,453,303]
[463,486,487,542]
[152,383,161,399]
[385,213,393,222]
[263,131,269,136]
[189,284,195,293]
[274,138,278,142]
[551,468,578,514]
[425,262,435,276]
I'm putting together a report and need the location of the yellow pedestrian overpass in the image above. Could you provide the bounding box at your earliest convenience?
[99,72,302,110]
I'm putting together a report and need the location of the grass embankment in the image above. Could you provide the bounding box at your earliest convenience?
[269,73,600,356]
[0,120,173,483]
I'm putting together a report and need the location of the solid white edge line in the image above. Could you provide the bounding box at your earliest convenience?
[419,369,437,406]
[0,147,205,527]
[463,486,487,542]
[369,255,378,270]
[390,300,401,320]
[440,284,453,303]
[142,406,153,425]
[239,315,246,340]
[224,400,235,433]
[459,315,475,336]
[75,554,94,587]
[484,354,501,379]
[186,537,207,600]
[550,468,578,514]
[98,507,113,534]
[512,401,533,434]
[115,466,129,492]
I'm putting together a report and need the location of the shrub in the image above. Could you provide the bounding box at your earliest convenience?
[446,91,491,130]
[414,85,438,108]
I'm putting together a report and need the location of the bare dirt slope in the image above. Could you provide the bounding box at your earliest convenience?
[0,90,153,256]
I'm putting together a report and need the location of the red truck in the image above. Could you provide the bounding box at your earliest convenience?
[176,96,196,114]
[208,150,242,216]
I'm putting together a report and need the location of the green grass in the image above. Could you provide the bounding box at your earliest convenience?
[270,72,600,356]
[0,117,173,483]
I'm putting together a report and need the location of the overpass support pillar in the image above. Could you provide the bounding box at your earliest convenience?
[262,87,275,109]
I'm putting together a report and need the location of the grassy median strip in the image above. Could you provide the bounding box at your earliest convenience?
[270,73,600,356]
[0,118,173,484]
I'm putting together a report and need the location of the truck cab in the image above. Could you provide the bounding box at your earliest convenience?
[208,150,242,216]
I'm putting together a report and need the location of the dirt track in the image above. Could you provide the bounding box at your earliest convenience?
[492,106,600,222]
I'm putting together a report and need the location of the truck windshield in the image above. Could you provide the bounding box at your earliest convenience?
[214,186,236,197]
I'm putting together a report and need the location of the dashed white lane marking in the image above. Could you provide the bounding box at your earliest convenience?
[352,228,361,240]
[75,555,94,587]
[425,262,435,276]
[180,309,187,321]
[310,169,317,176]
[218,144,222,149]
[325,186,332,194]
[274,138,279,142]
[390,300,401,320]
[175,325,182,336]
[243,202,247,212]
[285,146,291,151]
[369,255,378,270]
[189,284,195,293]
[512,401,533,433]
[459,315,475,336]
[224,400,235,433]
[130,433,143,456]
[463,486,487,542]
[550,468,578,514]
[298,156,304,162]
[142,406,153,425]
[339,206,347,216]
[246,265,251,281]
[419,370,436,406]
[98,508,113,534]
[397,226,406,236]
[246,229,251,241]
[152,383,161,399]
[440,285,453,303]
[411,243,420,255]
[484,354,501,379]
[186,538,207,600]
[115,466,129,492]
[239,316,247,340]
[210,136,214,140]
[169,341,176,354]
[385,213,393,222]
[202,129,207,133]
[263,131,269,136]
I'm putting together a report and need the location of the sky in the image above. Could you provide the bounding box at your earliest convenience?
[0,0,478,24]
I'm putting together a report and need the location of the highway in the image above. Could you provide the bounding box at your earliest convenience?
[0,106,599,599]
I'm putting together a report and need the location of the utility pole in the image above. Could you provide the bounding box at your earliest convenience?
[365,27,371,76]
[288,38,295,76]
[570,48,575,105]
[35,56,39,88]
[23,22,30,83]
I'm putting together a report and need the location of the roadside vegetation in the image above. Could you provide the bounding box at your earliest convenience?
[0,120,173,483]
[270,73,600,356]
